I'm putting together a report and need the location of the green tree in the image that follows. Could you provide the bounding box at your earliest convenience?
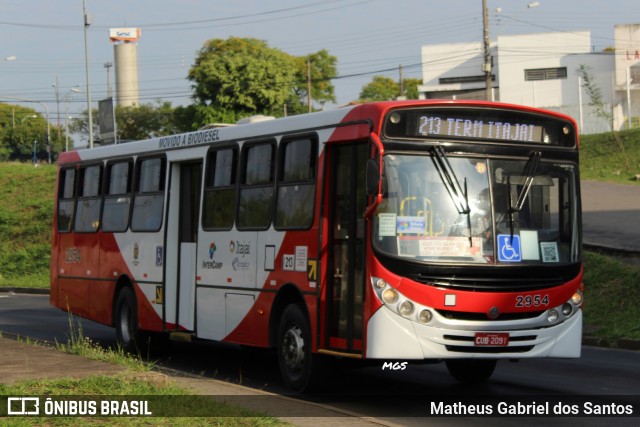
[72,101,186,144]
[289,49,338,114]
[359,76,399,102]
[188,37,337,124]
[402,78,422,100]
[0,104,58,162]
[188,37,297,123]
[359,76,422,102]
[578,64,630,171]
[116,101,179,142]
[577,65,613,130]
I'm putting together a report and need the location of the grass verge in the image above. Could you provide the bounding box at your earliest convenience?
[0,375,286,426]
[580,128,640,184]
[582,251,640,343]
[2,319,285,425]
[54,313,152,372]
[0,162,55,289]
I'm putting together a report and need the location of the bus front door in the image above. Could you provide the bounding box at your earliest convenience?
[165,161,202,332]
[325,143,367,355]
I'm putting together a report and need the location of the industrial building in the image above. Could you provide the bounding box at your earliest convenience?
[417,24,640,134]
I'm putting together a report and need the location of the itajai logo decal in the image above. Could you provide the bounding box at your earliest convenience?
[229,240,250,257]
[229,240,251,271]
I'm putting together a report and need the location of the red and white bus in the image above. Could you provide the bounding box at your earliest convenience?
[51,100,583,390]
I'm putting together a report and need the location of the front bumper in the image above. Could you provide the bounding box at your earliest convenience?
[366,305,582,359]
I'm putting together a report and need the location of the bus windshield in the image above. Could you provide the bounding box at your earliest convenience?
[373,152,580,265]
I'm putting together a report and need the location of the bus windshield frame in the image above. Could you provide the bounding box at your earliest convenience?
[373,106,581,267]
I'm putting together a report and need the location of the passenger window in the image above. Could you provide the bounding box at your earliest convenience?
[202,147,237,230]
[275,137,317,229]
[131,157,166,232]
[238,142,274,230]
[74,165,102,232]
[57,168,76,232]
[102,161,132,232]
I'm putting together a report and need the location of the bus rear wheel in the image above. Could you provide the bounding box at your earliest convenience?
[445,359,497,383]
[277,304,315,392]
[114,287,141,353]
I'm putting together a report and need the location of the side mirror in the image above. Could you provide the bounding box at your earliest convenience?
[366,158,380,197]
[364,132,385,219]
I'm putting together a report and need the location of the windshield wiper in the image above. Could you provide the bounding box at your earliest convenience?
[432,145,473,246]
[510,151,542,213]
[506,151,542,238]
[432,145,470,215]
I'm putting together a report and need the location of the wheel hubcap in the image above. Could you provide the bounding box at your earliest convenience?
[282,324,304,372]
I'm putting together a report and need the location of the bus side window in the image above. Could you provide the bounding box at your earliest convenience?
[274,136,317,229]
[131,157,166,232]
[74,164,103,233]
[237,141,275,230]
[57,168,76,232]
[102,160,132,232]
[202,146,237,230]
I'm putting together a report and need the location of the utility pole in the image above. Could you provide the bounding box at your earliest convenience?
[83,0,94,148]
[104,62,113,98]
[399,64,404,99]
[307,59,312,113]
[53,76,61,142]
[482,0,492,101]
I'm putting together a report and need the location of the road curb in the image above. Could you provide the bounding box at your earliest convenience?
[0,287,49,295]
[583,242,640,257]
[581,336,640,351]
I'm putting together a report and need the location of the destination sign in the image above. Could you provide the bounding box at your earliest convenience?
[384,108,575,147]
[416,115,542,143]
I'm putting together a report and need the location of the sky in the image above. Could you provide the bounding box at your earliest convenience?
[1,0,639,144]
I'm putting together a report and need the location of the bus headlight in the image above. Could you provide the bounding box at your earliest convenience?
[371,276,434,325]
[398,300,415,316]
[374,278,388,290]
[570,291,583,306]
[562,303,573,316]
[418,309,433,324]
[382,288,399,304]
[547,309,559,323]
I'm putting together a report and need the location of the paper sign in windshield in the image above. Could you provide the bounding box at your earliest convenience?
[398,236,481,257]
[378,213,397,237]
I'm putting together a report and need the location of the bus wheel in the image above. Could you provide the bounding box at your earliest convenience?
[445,359,497,383]
[114,287,140,353]
[277,304,313,392]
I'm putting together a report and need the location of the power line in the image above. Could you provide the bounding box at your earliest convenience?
[0,0,374,32]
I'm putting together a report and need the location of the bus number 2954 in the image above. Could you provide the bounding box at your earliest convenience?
[515,294,549,308]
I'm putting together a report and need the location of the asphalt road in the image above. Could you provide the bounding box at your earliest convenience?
[0,181,637,424]
[581,181,640,252]
[1,293,638,426]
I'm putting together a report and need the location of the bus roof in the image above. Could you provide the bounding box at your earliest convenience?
[58,100,578,165]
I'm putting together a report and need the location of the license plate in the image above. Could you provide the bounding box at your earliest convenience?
[474,332,509,347]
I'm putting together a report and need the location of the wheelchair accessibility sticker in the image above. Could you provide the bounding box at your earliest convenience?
[498,234,522,262]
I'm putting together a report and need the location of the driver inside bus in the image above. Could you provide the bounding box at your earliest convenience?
[473,188,492,242]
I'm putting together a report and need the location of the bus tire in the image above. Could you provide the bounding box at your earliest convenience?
[445,359,497,383]
[114,287,140,354]
[277,304,316,392]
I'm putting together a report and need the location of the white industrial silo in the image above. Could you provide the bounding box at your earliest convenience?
[110,28,141,107]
